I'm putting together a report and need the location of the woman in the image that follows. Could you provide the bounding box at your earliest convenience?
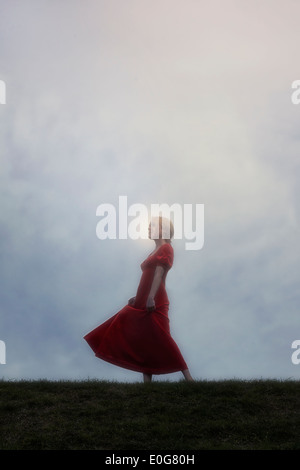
[84,216,193,383]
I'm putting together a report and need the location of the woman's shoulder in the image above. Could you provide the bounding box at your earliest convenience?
[141,243,174,270]
[152,242,173,256]
[160,242,173,254]
[155,243,174,269]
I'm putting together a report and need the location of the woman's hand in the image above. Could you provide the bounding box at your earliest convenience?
[146,296,156,312]
[128,296,136,306]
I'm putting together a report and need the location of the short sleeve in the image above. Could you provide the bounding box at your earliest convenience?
[155,243,174,271]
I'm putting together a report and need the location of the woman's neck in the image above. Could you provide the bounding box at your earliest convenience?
[154,239,167,248]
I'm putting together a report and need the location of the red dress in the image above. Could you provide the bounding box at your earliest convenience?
[83,243,188,375]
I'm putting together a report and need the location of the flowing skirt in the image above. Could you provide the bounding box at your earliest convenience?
[84,304,188,375]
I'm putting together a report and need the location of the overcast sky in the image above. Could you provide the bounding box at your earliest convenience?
[0,0,299,382]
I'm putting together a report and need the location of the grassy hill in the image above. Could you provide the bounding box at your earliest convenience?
[0,379,299,450]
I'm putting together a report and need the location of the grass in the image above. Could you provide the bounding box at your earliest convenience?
[0,379,299,450]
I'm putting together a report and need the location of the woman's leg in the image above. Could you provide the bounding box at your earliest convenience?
[182,369,194,381]
[143,373,152,383]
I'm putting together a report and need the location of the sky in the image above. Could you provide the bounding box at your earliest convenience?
[0,0,299,382]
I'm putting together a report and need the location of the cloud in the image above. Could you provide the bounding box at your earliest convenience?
[0,0,299,382]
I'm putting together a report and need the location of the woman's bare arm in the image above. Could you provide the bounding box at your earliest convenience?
[146,266,165,311]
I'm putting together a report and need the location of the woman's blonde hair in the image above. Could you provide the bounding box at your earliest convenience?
[158,216,174,243]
